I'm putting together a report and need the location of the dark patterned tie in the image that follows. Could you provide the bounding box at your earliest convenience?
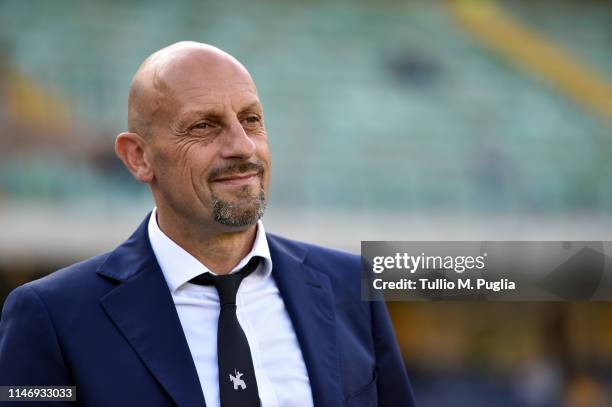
[189,257,261,407]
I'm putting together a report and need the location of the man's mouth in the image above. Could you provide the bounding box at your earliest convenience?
[212,172,259,186]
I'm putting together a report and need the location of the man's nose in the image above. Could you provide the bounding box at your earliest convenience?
[219,118,257,159]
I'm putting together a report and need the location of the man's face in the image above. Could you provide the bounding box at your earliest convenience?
[146,56,270,231]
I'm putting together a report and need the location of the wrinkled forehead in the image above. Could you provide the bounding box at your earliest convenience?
[165,81,258,108]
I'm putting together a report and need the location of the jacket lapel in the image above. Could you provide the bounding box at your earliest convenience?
[97,215,206,407]
[267,235,344,407]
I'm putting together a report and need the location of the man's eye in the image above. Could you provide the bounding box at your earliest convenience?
[192,122,211,130]
[244,116,261,124]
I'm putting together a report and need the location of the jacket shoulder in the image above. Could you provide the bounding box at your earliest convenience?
[19,252,115,305]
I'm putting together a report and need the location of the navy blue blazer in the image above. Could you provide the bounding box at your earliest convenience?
[0,215,415,406]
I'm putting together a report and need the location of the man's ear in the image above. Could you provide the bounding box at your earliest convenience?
[115,132,154,183]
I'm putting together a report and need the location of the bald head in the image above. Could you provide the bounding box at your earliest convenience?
[127,41,256,137]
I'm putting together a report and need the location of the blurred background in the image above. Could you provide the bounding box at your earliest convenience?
[1,0,611,405]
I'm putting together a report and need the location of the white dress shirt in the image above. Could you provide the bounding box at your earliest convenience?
[147,209,314,407]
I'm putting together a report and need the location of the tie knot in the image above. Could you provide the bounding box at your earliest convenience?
[190,256,261,305]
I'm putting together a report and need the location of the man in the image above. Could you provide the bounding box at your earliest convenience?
[0,42,415,406]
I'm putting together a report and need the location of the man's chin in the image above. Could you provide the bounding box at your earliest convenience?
[212,199,266,228]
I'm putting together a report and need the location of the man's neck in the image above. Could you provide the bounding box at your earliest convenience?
[155,210,258,275]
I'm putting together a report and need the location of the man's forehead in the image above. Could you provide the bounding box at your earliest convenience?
[155,63,258,114]
[170,80,257,97]
[174,83,260,109]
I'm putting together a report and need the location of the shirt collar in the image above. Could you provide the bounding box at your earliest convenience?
[148,208,272,294]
